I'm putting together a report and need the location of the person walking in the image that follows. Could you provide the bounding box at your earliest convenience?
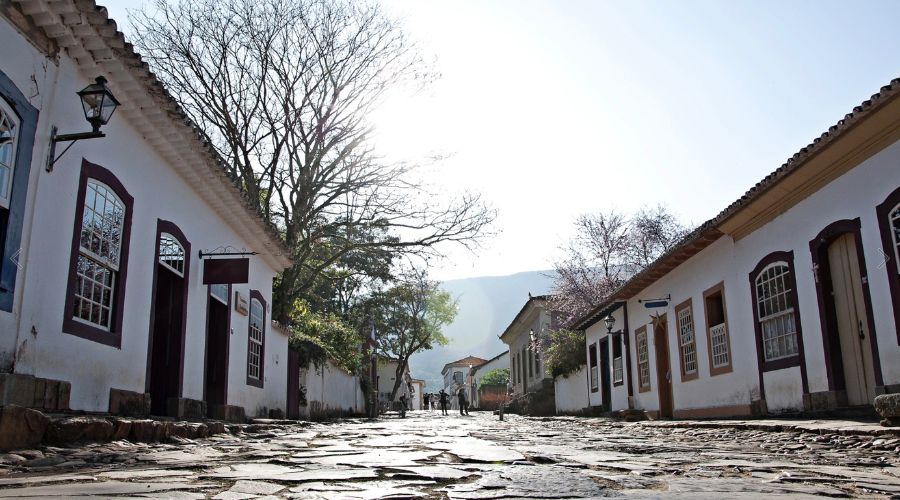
[457,386,468,416]
[423,393,431,411]
[438,389,449,415]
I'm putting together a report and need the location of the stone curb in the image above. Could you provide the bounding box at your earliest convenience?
[0,405,259,451]
[634,418,900,437]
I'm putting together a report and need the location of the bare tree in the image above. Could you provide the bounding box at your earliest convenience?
[131,0,495,320]
[551,205,690,324]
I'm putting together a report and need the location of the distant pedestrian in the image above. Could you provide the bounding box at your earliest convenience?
[457,387,469,416]
[438,389,449,415]
[424,393,431,411]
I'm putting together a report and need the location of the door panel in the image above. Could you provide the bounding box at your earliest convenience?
[204,295,229,414]
[828,234,876,405]
[150,265,185,416]
[600,339,611,411]
[287,349,301,419]
[653,317,674,418]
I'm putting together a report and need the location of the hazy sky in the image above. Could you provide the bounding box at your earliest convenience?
[105,0,900,281]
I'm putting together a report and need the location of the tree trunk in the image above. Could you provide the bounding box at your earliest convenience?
[389,358,408,402]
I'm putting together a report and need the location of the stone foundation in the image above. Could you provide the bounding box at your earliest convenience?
[167,397,206,419]
[210,404,246,423]
[803,390,846,412]
[0,373,70,412]
[874,393,900,427]
[109,388,150,417]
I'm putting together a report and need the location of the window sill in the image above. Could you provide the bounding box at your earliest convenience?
[709,364,733,376]
[246,376,264,389]
[761,355,801,372]
[638,385,651,393]
[62,318,121,349]
[680,371,699,382]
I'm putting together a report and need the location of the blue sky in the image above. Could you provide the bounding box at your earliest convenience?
[104,0,900,280]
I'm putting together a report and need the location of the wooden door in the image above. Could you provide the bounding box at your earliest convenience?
[599,338,611,411]
[204,289,229,415]
[828,234,876,406]
[149,264,185,416]
[287,349,301,419]
[653,316,674,418]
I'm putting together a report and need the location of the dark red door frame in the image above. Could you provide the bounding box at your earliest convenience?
[202,284,232,409]
[145,219,191,400]
[875,186,900,344]
[809,218,884,390]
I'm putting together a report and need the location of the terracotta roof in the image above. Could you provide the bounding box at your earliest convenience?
[11,0,292,269]
[570,76,900,330]
[441,355,488,375]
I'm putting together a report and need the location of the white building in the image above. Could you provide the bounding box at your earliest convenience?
[376,356,411,408]
[441,355,486,410]
[575,76,900,418]
[469,350,509,409]
[0,2,292,420]
[499,296,554,397]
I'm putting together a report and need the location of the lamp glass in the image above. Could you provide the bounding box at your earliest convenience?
[77,76,120,131]
[604,315,616,332]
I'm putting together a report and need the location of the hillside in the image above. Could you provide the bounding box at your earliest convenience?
[408,270,555,391]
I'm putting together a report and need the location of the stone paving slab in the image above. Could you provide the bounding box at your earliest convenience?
[0,412,895,497]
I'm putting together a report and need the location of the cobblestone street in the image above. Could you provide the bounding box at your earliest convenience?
[0,411,898,498]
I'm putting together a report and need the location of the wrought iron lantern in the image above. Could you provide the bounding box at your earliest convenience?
[46,76,121,171]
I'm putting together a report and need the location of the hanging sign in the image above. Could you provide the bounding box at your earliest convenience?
[202,258,249,284]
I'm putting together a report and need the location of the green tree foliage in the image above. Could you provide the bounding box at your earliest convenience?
[478,368,510,388]
[370,272,455,400]
[543,329,586,378]
[287,299,364,373]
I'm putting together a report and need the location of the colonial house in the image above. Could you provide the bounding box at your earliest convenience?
[469,350,508,409]
[0,2,293,420]
[575,76,900,418]
[441,355,486,409]
[376,356,411,409]
[499,295,558,414]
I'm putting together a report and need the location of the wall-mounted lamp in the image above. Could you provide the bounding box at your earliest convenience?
[46,76,120,172]
[604,315,625,336]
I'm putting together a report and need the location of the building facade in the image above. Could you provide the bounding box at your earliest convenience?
[575,76,900,418]
[499,296,554,397]
[0,2,292,420]
[469,350,509,409]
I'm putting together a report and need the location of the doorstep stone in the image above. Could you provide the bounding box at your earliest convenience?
[109,388,150,417]
[167,397,206,419]
[0,374,35,408]
[210,404,246,423]
[0,405,49,451]
[45,416,114,445]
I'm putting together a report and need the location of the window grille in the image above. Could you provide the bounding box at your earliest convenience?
[210,284,228,304]
[755,263,799,361]
[158,233,185,276]
[637,330,650,388]
[73,180,125,330]
[612,357,623,384]
[589,344,598,391]
[0,100,18,209]
[677,306,697,374]
[248,298,264,380]
[710,323,730,368]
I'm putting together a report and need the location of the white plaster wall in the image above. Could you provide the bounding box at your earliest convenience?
[504,306,551,395]
[3,25,286,414]
[554,365,589,413]
[734,139,900,391]
[377,359,401,399]
[584,307,630,411]
[0,18,64,368]
[627,237,761,414]
[299,359,363,418]
[471,351,509,407]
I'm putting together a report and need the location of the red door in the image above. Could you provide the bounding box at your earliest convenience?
[653,316,674,418]
[287,349,301,419]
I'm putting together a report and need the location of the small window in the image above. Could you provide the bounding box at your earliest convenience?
[589,343,598,392]
[247,292,266,387]
[636,326,650,391]
[73,180,126,330]
[528,348,534,378]
[612,337,623,385]
[876,188,900,345]
[521,346,527,383]
[703,283,732,375]
[675,299,698,380]
[0,99,18,209]
[453,371,463,385]
[158,233,185,276]
[755,262,799,362]
[534,350,541,377]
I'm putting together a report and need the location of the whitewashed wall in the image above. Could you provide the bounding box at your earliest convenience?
[584,306,631,411]
[299,359,363,418]
[0,18,287,414]
[471,351,509,407]
[554,365,589,414]
[505,306,551,395]
[621,138,900,416]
